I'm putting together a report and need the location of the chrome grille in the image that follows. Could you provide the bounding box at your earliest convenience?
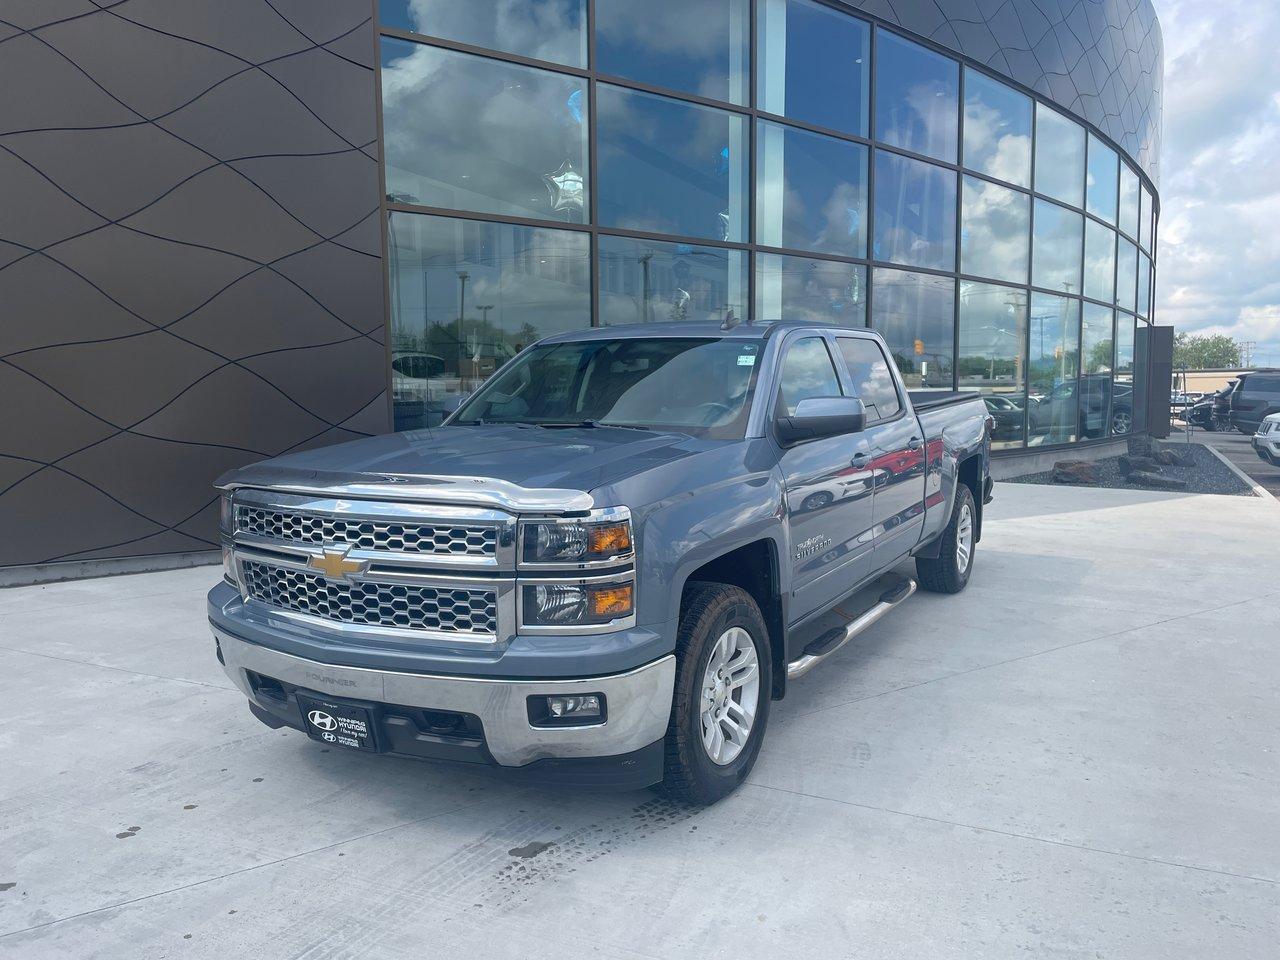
[236,506,497,558]
[241,561,498,636]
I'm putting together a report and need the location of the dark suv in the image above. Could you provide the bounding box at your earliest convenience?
[1230,370,1280,434]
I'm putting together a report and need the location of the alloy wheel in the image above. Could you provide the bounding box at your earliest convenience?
[699,627,760,765]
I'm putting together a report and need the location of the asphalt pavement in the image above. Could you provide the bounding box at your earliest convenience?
[1170,420,1280,497]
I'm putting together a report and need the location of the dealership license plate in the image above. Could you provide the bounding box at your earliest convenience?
[296,694,379,752]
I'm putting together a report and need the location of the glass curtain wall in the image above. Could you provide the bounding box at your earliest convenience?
[377,0,1157,446]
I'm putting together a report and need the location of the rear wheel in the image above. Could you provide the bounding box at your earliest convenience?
[657,583,771,805]
[915,484,976,594]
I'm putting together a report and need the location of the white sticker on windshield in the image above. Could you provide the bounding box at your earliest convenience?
[737,354,756,366]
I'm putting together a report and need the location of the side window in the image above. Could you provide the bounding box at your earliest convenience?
[777,336,843,418]
[836,337,903,422]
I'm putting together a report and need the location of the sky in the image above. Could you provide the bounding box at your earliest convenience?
[1154,0,1280,366]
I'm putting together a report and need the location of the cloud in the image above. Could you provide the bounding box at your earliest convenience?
[1154,0,1280,366]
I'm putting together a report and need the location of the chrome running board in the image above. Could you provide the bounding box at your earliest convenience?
[786,578,917,680]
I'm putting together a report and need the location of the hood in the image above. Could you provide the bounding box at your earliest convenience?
[216,424,711,512]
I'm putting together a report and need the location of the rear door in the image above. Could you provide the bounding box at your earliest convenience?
[834,335,927,566]
[774,334,876,620]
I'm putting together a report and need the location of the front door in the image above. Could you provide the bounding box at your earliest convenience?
[775,335,876,621]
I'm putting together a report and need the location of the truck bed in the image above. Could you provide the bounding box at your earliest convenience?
[907,390,978,411]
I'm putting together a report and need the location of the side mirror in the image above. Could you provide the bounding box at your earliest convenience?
[776,396,866,445]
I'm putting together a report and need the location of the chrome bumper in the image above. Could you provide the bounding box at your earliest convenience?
[213,626,675,767]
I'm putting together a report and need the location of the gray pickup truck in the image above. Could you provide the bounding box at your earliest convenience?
[209,322,992,803]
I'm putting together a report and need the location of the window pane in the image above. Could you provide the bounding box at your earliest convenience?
[755,253,866,325]
[1137,252,1151,319]
[1086,134,1118,225]
[756,120,867,257]
[598,236,747,325]
[1118,165,1140,238]
[1032,198,1082,294]
[387,212,590,430]
[778,337,842,416]
[757,0,869,136]
[958,281,1027,449]
[597,84,748,242]
[962,68,1031,187]
[836,337,902,421]
[596,0,749,105]
[1034,104,1085,207]
[871,267,955,390]
[873,152,956,271]
[1116,238,1138,313]
[960,176,1029,284]
[874,31,959,162]
[1140,184,1154,251]
[1079,303,1114,439]
[1083,219,1115,303]
[378,0,586,67]
[381,39,588,222]
[1027,293,1080,445]
[1113,315,1135,436]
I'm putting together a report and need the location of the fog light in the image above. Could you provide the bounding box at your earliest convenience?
[528,693,606,727]
[549,694,600,718]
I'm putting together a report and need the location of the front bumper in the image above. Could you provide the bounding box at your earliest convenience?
[213,625,675,787]
[1252,433,1280,461]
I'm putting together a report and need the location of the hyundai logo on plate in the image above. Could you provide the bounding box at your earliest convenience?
[308,710,338,732]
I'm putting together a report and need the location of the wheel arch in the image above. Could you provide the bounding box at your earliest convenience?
[680,539,787,701]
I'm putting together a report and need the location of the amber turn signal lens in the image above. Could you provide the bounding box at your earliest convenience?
[588,522,632,555]
[589,584,633,618]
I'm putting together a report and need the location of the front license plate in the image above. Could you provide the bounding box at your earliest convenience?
[297,695,379,752]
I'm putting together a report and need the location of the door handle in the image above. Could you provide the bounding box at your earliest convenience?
[850,452,867,466]
[907,437,923,451]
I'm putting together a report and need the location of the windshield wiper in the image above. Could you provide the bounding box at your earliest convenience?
[534,420,650,431]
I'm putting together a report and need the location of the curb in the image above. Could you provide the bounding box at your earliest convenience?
[1198,441,1277,502]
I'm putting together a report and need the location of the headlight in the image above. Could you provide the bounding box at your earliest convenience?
[520,514,632,566]
[521,580,634,628]
[218,492,234,535]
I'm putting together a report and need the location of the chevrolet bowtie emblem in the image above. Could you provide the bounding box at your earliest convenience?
[308,547,369,581]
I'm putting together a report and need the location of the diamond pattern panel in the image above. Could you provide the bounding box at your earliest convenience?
[0,1,388,569]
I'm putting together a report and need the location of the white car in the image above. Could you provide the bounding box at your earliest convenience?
[1252,412,1280,465]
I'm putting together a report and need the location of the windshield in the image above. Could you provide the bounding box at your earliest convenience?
[451,337,762,439]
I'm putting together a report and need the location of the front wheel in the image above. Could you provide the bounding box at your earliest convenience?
[657,583,771,805]
[915,484,976,594]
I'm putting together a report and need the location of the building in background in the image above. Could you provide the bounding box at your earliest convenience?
[0,0,1163,577]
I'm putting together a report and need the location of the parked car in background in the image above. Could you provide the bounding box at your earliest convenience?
[1230,370,1280,434]
[1253,413,1280,465]
[1186,385,1234,431]
[982,395,1024,444]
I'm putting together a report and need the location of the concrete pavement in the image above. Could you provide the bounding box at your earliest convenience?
[1,483,1277,958]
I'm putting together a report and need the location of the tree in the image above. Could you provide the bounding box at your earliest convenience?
[1173,333,1240,369]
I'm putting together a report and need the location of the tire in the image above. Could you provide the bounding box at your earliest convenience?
[915,484,977,595]
[656,583,772,806]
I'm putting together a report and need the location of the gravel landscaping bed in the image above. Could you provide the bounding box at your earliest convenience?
[1005,441,1255,496]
